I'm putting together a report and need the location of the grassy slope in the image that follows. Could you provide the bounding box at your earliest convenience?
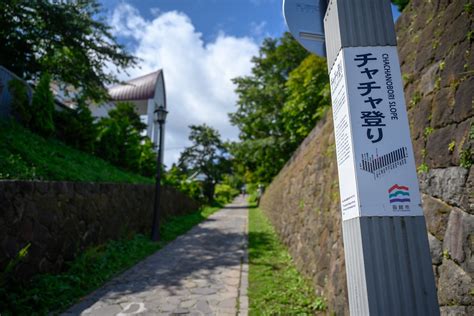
[248,207,326,315]
[0,119,152,183]
[0,204,222,315]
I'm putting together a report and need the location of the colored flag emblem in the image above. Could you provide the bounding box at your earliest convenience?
[388,184,411,203]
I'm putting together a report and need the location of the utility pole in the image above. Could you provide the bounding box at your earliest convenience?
[284,0,439,314]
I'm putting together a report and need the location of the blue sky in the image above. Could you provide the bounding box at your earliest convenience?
[100,0,401,167]
[101,1,400,45]
[101,0,287,44]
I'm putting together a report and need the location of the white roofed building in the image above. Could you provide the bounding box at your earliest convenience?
[89,70,167,147]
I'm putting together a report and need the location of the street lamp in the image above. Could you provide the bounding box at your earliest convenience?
[151,104,168,241]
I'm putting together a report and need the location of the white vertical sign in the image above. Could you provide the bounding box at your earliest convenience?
[330,46,423,221]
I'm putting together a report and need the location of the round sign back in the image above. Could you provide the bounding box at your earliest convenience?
[283,0,327,57]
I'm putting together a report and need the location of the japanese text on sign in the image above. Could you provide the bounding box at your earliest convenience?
[354,53,385,144]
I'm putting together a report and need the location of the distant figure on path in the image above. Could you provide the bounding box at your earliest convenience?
[241,184,247,196]
[256,184,264,207]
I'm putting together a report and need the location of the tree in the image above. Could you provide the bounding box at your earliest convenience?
[54,96,98,153]
[229,32,310,183]
[163,165,203,201]
[30,73,55,137]
[8,79,31,126]
[283,55,331,146]
[178,124,230,201]
[0,0,137,101]
[138,138,158,178]
[95,102,152,174]
[108,101,147,133]
[391,0,409,11]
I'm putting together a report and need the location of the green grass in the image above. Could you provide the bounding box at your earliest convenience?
[0,204,221,315]
[248,207,326,315]
[0,119,152,183]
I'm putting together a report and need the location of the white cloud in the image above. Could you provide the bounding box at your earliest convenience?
[108,3,259,167]
[250,21,269,39]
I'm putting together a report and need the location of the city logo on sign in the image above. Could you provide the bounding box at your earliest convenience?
[388,184,410,204]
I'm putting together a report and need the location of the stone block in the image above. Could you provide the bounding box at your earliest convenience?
[35,182,49,195]
[419,167,469,208]
[428,233,443,265]
[431,88,455,129]
[426,124,457,168]
[1,236,19,259]
[414,23,438,72]
[32,222,52,245]
[467,167,474,214]
[11,195,26,224]
[412,137,425,167]
[452,120,473,168]
[440,306,468,316]
[422,194,452,240]
[419,63,439,96]
[17,181,34,195]
[52,181,68,195]
[408,96,433,139]
[18,218,34,242]
[37,208,56,231]
[439,15,471,55]
[441,40,470,88]
[443,208,474,266]
[3,201,17,225]
[453,76,474,123]
[437,258,473,306]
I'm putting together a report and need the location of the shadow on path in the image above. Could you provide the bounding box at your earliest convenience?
[63,203,248,315]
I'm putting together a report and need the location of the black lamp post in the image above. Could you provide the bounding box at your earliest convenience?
[151,104,168,241]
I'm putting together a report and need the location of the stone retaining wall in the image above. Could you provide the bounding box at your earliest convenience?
[261,0,472,314]
[0,181,201,280]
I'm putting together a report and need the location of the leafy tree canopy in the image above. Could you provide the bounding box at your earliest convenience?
[230,33,332,184]
[30,72,55,137]
[178,124,231,201]
[283,54,331,144]
[54,96,98,153]
[95,102,154,175]
[229,32,309,183]
[0,0,137,101]
[391,0,409,11]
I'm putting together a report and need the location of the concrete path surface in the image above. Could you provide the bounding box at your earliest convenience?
[62,196,249,316]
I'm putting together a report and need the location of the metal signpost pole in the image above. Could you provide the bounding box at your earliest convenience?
[284,0,439,314]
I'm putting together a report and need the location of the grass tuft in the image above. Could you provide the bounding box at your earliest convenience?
[248,207,326,315]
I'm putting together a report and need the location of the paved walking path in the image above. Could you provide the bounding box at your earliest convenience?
[63,197,249,316]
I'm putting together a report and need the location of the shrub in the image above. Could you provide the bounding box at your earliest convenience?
[214,183,239,204]
[95,102,155,176]
[95,119,122,165]
[163,166,203,201]
[139,138,157,178]
[179,180,203,202]
[31,73,55,137]
[54,97,97,153]
[8,79,31,126]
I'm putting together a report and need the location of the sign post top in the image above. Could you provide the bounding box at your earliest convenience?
[283,0,328,57]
